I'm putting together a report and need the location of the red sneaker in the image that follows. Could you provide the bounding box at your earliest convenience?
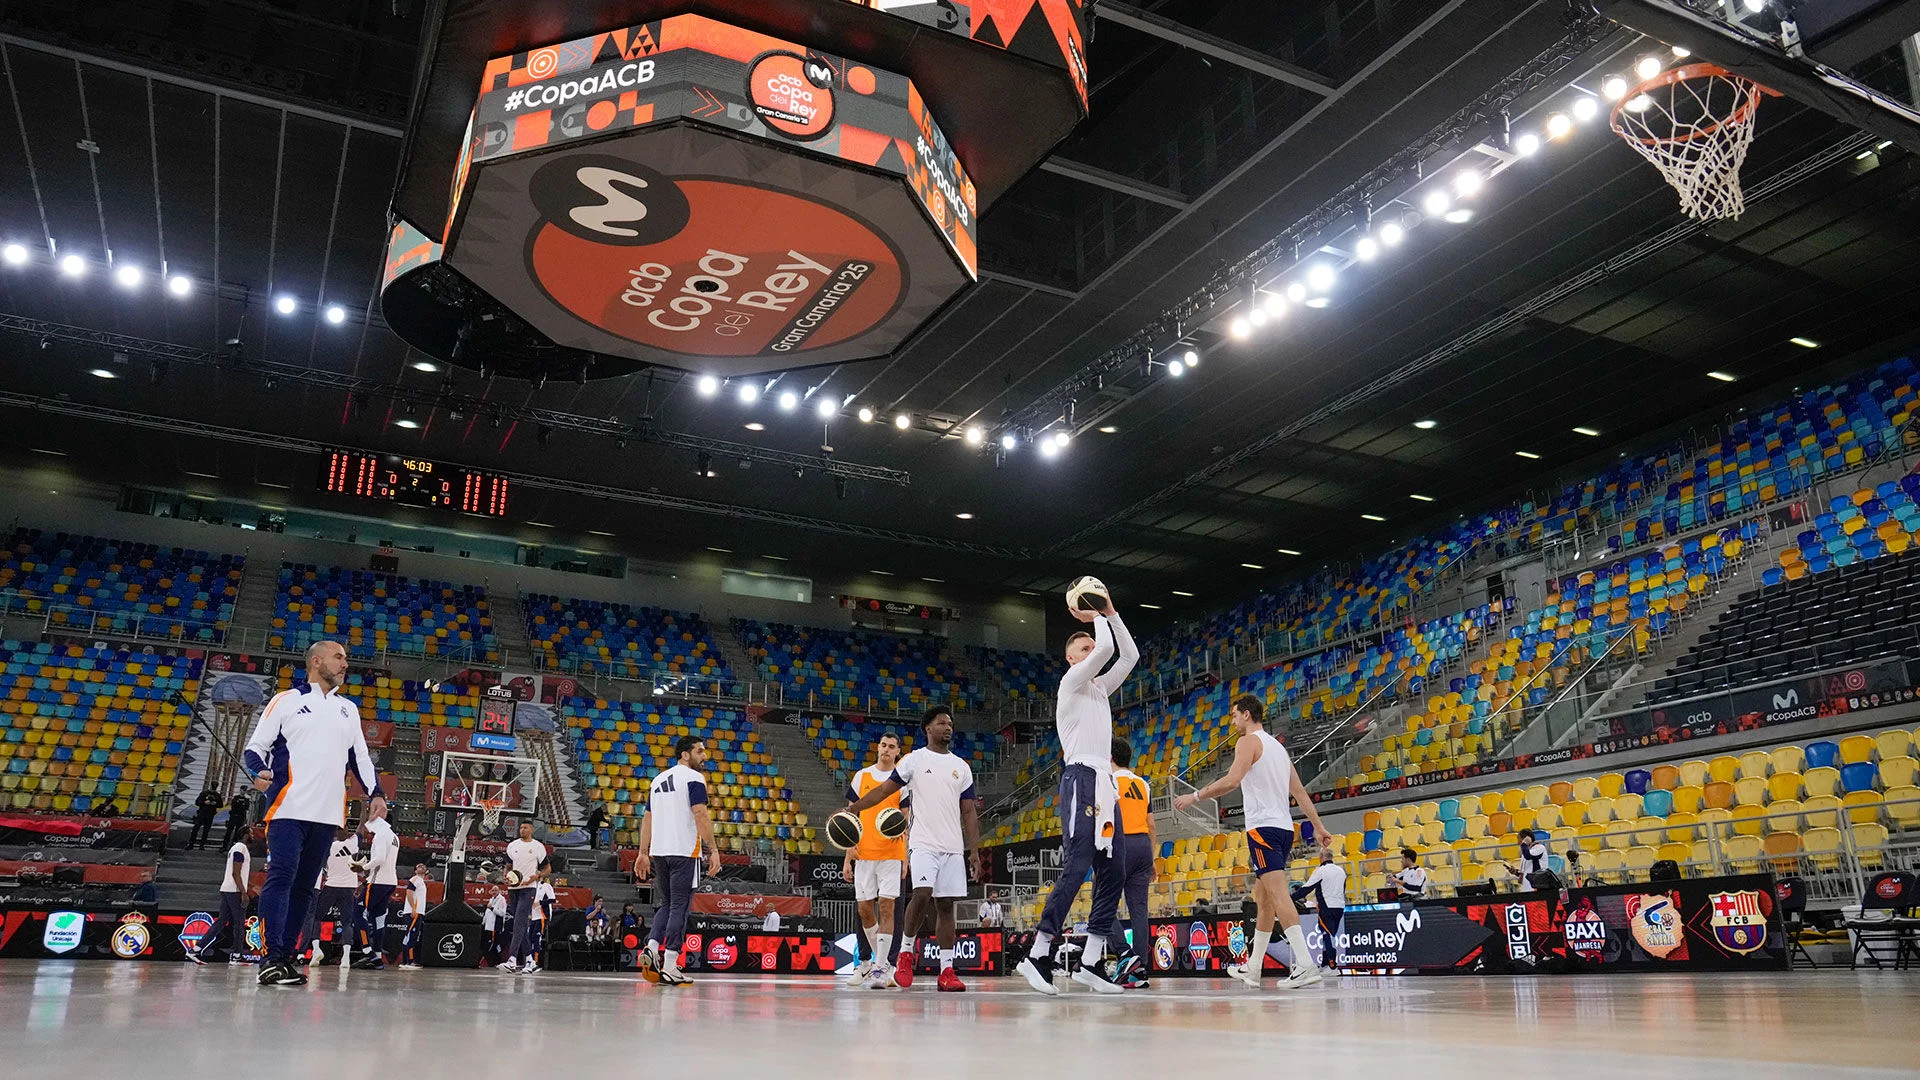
[894,949,917,989]
[937,969,967,993]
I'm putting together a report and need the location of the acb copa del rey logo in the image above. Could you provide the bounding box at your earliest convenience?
[523,151,903,360]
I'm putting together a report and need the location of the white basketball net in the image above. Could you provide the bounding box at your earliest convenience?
[1611,64,1773,222]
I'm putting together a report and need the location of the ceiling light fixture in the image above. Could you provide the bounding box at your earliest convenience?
[274,295,297,315]
[88,367,117,379]
[1443,209,1475,224]
[412,361,438,372]
[1626,94,1654,114]
[1410,494,1435,502]
[1380,221,1405,245]
[778,390,799,411]
[1098,425,1118,434]
[59,254,86,278]
[894,412,911,429]
[696,374,719,397]
[1138,603,1162,610]
[1304,296,1331,308]
[1276,548,1302,556]
[1307,263,1336,291]
[1671,45,1691,58]
[1707,370,1737,382]
[1602,76,1629,101]
[870,569,894,576]
[167,274,192,297]
[1362,513,1387,520]
[1261,292,1286,319]
[1355,235,1379,261]
[114,264,142,289]
[964,425,984,446]
[1228,317,1251,339]
[1453,170,1483,197]
[1573,426,1601,436]
[1248,308,1268,328]
[1000,432,1017,450]
[1422,189,1450,216]
[1636,55,1663,80]
[1515,450,1541,459]
[706,546,732,553]
[857,405,875,423]
[1167,358,1185,377]
[955,512,973,520]
[324,304,346,324]
[1240,563,1264,570]
[815,397,837,420]
[1,243,26,266]
[394,418,419,429]
[1514,132,1542,157]
[1053,431,1070,448]
[1546,112,1573,139]
[1571,95,1599,123]
[1413,419,1437,430]
[744,422,765,431]
[1171,590,1194,597]
[1039,440,1059,459]
[737,382,760,404]
[1285,282,1307,303]
[1789,337,1820,349]
[1182,348,1200,368]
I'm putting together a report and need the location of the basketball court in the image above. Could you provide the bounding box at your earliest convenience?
[5,963,1917,1078]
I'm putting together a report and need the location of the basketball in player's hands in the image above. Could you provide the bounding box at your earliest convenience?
[875,806,908,838]
[826,811,863,850]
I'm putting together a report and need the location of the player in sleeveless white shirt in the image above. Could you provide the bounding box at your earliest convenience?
[1176,694,1333,989]
[637,734,721,986]
[846,707,981,993]
[398,864,429,969]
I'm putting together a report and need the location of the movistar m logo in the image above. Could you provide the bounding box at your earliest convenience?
[568,167,652,237]
[1396,908,1422,935]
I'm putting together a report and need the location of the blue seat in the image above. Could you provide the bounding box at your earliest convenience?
[1641,789,1673,818]
[1442,818,1467,842]
[1840,761,1879,793]
[1624,768,1651,795]
[1363,828,1384,852]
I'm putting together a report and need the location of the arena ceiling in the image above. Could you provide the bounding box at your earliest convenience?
[0,0,1916,626]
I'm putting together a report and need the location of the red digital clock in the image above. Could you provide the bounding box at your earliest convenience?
[319,450,510,517]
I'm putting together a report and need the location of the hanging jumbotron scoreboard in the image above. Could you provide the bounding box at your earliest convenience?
[382,1,1088,382]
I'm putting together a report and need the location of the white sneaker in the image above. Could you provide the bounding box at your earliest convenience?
[1070,962,1125,995]
[1282,964,1324,989]
[863,966,897,990]
[519,963,541,975]
[1225,962,1263,989]
[399,963,422,970]
[840,959,872,983]
[499,959,520,974]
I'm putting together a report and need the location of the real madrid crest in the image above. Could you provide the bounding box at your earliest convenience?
[112,911,151,959]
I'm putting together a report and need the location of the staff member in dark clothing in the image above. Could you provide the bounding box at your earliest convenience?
[191,788,224,849]
[223,789,253,848]
[584,801,609,849]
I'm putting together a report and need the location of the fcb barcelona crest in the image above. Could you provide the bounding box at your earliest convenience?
[1708,891,1767,955]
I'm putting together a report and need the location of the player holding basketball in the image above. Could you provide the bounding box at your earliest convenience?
[1174,695,1329,989]
[841,731,907,989]
[845,706,981,993]
[241,640,383,987]
[501,820,549,975]
[398,863,428,969]
[1015,590,1137,995]
[636,734,721,986]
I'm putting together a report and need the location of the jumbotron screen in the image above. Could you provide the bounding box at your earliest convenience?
[319,450,511,518]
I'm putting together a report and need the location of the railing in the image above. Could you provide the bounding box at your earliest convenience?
[997,797,1920,927]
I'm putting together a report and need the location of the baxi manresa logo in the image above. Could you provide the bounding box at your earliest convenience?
[521,151,905,359]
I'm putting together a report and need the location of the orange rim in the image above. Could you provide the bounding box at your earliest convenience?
[1608,62,1781,146]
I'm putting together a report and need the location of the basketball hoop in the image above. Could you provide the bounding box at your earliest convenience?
[477,796,506,836]
[1610,63,1781,221]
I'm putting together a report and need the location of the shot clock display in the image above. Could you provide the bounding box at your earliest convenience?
[319,450,510,517]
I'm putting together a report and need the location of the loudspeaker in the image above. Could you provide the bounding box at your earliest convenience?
[421,921,483,967]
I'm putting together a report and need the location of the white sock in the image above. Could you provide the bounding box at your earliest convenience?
[1248,929,1273,970]
[663,948,682,974]
[1031,931,1052,958]
[899,935,915,961]
[1283,924,1313,969]
[861,924,880,966]
[1085,935,1107,964]
[939,948,954,972]
[875,933,893,965]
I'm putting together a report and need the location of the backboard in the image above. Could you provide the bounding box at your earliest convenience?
[436,750,540,818]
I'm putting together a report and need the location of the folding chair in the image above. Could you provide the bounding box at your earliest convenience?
[1846,871,1920,970]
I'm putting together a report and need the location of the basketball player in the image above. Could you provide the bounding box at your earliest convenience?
[1015,595,1137,996]
[305,827,362,967]
[186,836,251,965]
[637,734,722,986]
[352,798,400,969]
[1109,736,1156,988]
[531,876,557,966]
[1292,848,1347,970]
[484,886,508,965]
[845,706,981,993]
[1174,694,1330,989]
[500,819,549,975]
[242,640,383,986]
[398,863,428,969]
[841,731,907,989]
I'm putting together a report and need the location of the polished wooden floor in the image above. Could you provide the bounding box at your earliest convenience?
[5,962,1917,1078]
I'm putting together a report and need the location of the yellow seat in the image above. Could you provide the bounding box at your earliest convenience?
[1852,822,1889,868]
[1663,811,1698,844]
[1457,794,1482,818]
[1585,796,1615,825]
[1801,827,1843,869]
[1596,772,1626,798]
[1613,792,1643,820]
[1839,735,1876,765]
[1532,804,1561,830]
[1764,800,1802,833]
[1377,806,1400,830]
[1736,750,1772,780]
[1575,823,1606,852]
[1767,745,1804,776]
[1843,790,1883,824]
[1876,729,1914,762]
[1678,760,1710,787]
[1697,806,1733,835]
[1560,800,1587,828]
[1732,776,1768,807]
[1624,845,1658,875]
[1587,847,1626,882]
[1707,756,1740,784]
[1603,819,1636,850]
[1803,767,1841,799]
[1463,814,1489,840]
[1719,834,1764,872]
[1801,794,1841,829]
[1670,784,1704,814]
[1885,786,1920,827]
[1571,776,1600,801]
[1655,840,1693,867]
[1767,771,1803,803]
[1499,789,1526,816]
[1882,756,1919,789]
[1522,784,1550,809]
[1415,801,1440,824]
